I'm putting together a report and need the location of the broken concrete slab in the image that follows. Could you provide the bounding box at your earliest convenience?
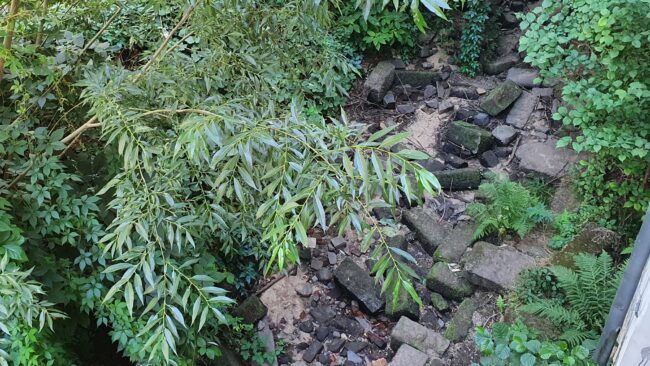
[506,91,537,129]
[515,139,581,178]
[425,262,474,301]
[443,298,477,342]
[446,121,494,155]
[394,70,440,88]
[480,80,522,116]
[334,258,384,314]
[390,316,450,355]
[433,223,475,263]
[435,168,482,191]
[402,208,447,255]
[365,61,396,103]
[389,344,429,366]
[462,241,535,291]
[507,67,540,88]
[492,125,518,146]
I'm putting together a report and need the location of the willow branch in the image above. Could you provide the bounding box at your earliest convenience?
[135,4,196,81]
[0,0,21,83]
[80,5,122,55]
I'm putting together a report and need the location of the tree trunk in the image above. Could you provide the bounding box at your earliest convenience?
[35,0,48,47]
[0,0,21,83]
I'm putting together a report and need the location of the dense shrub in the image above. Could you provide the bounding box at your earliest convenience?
[1,0,448,364]
[519,0,650,232]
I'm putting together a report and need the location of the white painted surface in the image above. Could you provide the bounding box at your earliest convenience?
[613,260,650,366]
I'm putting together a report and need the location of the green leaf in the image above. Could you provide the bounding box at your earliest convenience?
[520,353,536,366]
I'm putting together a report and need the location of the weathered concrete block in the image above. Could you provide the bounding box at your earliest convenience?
[516,139,581,178]
[435,168,482,191]
[480,80,522,116]
[506,91,537,129]
[446,121,494,155]
[386,287,419,321]
[402,208,447,255]
[394,70,440,88]
[462,241,535,291]
[433,223,475,263]
[232,295,267,324]
[334,258,384,313]
[443,298,477,342]
[365,61,396,103]
[492,125,519,146]
[425,262,473,301]
[430,292,449,311]
[390,316,450,355]
[507,67,540,88]
[483,54,519,75]
[389,344,429,366]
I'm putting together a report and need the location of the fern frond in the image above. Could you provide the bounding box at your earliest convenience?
[520,299,582,329]
[561,328,597,347]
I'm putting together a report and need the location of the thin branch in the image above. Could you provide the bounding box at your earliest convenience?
[0,0,21,83]
[135,4,196,81]
[80,5,122,55]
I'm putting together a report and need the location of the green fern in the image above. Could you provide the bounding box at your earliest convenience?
[520,252,625,346]
[467,175,552,240]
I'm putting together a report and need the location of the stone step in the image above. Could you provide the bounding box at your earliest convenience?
[390,316,450,355]
[425,262,474,301]
[462,241,536,291]
[515,139,581,178]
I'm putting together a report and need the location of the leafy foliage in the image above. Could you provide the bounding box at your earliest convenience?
[520,252,624,346]
[467,175,553,240]
[515,267,561,306]
[549,206,603,250]
[473,321,597,366]
[0,0,448,364]
[334,2,418,55]
[519,0,650,230]
[458,0,491,76]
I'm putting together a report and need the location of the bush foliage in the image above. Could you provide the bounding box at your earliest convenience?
[519,0,650,229]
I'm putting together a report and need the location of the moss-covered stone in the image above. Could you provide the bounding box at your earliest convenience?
[394,70,440,87]
[444,298,477,342]
[386,287,420,321]
[434,168,482,191]
[430,292,449,311]
[480,80,522,116]
[550,224,614,269]
[231,295,267,324]
[446,121,494,155]
[425,262,473,301]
